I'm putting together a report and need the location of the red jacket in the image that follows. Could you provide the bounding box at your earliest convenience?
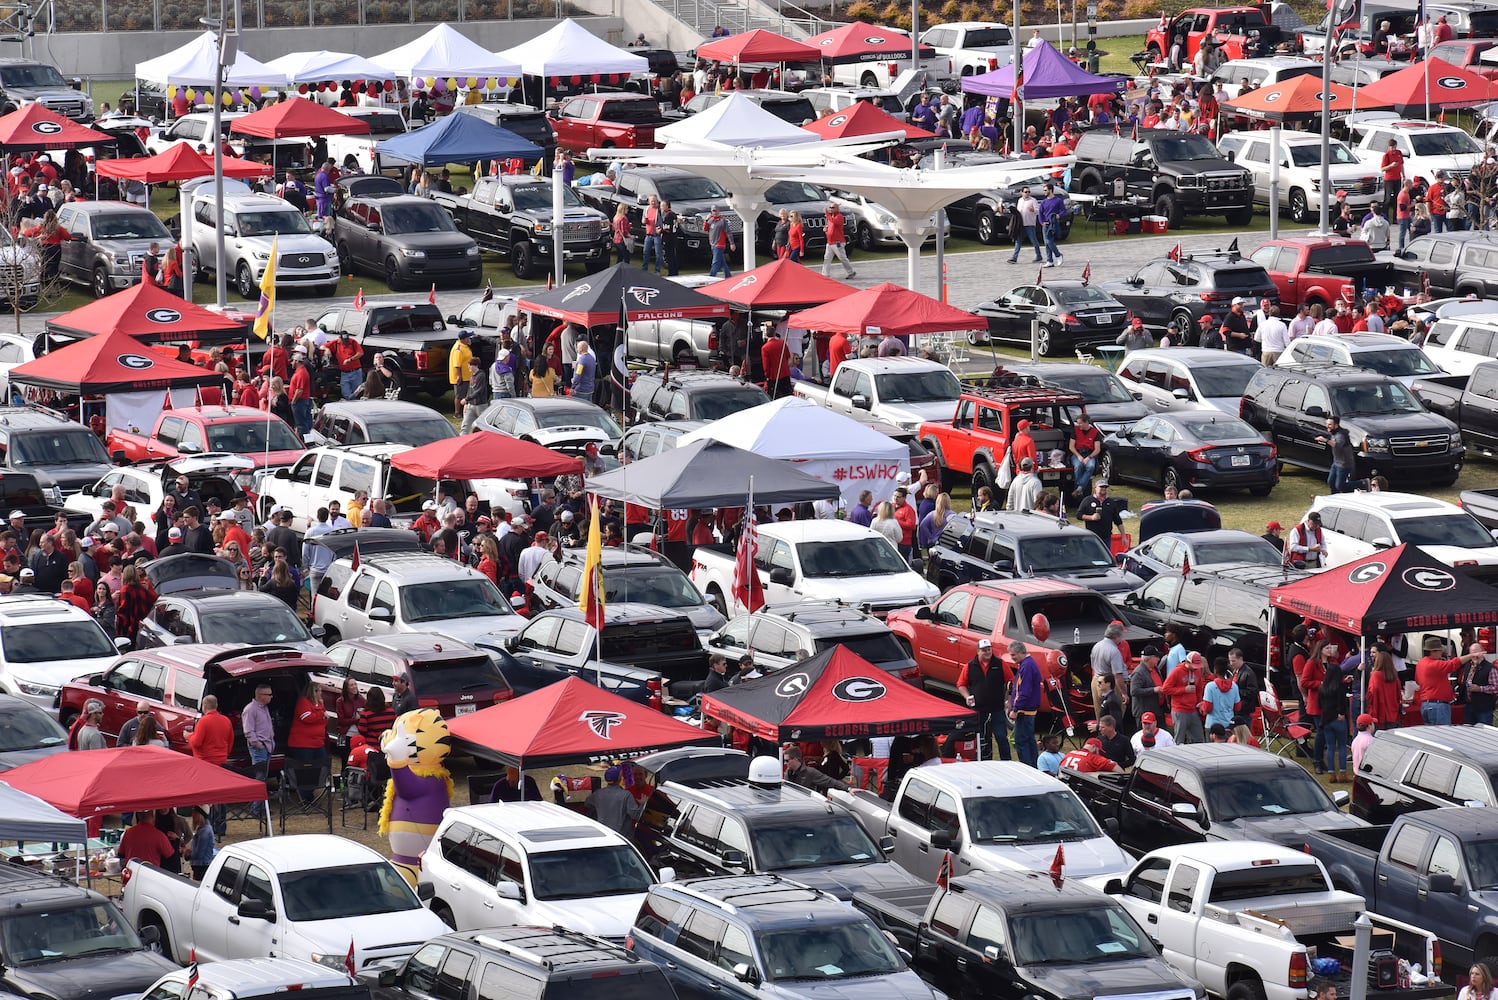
[288,696,327,750]
[1159,662,1202,714]
[826,210,846,244]
[761,337,791,380]
[1416,654,1459,704]
[1367,670,1402,725]
[188,709,234,764]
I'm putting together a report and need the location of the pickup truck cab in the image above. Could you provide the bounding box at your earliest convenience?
[853,872,1205,1000]
[432,174,610,279]
[833,761,1131,883]
[1062,744,1361,856]
[107,406,303,470]
[1103,843,1443,1000]
[313,302,455,400]
[1246,237,1399,310]
[1218,130,1378,224]
[690,519,939,620]
[1349,117,1483,185]
[123,835,447,968]
[920,22,1013,75]
[549,93,665,158]
[918,383,1082,496]
[793,357,962,433]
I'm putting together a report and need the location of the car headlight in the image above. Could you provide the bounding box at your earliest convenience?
[1363,437,1389,453]
[532,222,553,234]
[15,679,58,698]
[874,210,898,226]
[400,248,427,258]
[466,246,480,256]
[111,252,131,265]
[1310,178,1321,191]
[311,953,349,970]
[253,250,270,261]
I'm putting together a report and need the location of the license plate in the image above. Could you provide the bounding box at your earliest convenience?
[455,704,477,714]
[1231,455,1251,467]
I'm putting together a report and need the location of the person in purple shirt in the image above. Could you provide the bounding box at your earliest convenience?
[848,490,873,527]
[960,102,984,140]
[241,684,275,767]
[1038,182,1068,267]
[1008,642,1043,767]
[313,160,335,218]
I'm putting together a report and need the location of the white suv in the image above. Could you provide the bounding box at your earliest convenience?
[1218,129,1381,223]
[1274,333,1443,386]
[1421,312,1498,376]
[0,596,124,709]
[1307,492,1498,581]
[421,801,669,940]
[1349,116,1483,184]
[190,191,340,300]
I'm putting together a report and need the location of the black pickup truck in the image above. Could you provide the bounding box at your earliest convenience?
[1301,807,1498,969]
[311,302,457,400]
[1410,361,1498,459]
[851,872,1205,1000]
[432,175,611,279]
[1061,743,1363,855]
[927,510,1146,597]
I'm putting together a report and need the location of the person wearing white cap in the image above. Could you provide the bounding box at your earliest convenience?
[958,638,1010,761]
[159,526,188,558]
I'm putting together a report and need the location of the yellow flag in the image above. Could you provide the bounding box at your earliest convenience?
[578,497,604,630]
[252,236,277,340]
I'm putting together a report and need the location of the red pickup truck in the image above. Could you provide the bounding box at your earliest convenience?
[1244,237,1400,310]
[1146,6,1279,64]
[106,406,305,470]
[917,384,1081,496]
[549,93,667,157]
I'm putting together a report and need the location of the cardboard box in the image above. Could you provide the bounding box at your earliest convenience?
[1333,930,1395,952]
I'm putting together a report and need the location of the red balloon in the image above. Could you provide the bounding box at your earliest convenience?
[590,74,600,84]
[571,75,582,85]
[1030,614,1051,642]
[383,79,394,92]
[353,79,363,89]
[367,83,380,96]
[298,83,308,94]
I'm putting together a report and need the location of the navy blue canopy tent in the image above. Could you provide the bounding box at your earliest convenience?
[374,112,543,166]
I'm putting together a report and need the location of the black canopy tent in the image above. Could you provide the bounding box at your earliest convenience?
[584,439,839,509]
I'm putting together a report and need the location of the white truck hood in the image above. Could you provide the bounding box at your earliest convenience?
[425,614,525,644]
[528,892,648,940]
[18,653,117,694]
[1418,544,1498,566]
[878,400,959,430]
[797,571,939,607]
[287,907,449,968]
[967,836,1132,881]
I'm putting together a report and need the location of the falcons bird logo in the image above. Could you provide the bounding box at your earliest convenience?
[580,710,626,739]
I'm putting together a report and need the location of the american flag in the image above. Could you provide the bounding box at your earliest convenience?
[732,486,765,613]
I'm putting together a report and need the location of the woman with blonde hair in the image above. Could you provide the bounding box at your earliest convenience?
[871,501,902,547]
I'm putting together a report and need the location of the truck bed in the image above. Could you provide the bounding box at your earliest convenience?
[852,884,941,952]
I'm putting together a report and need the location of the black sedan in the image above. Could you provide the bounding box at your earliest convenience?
[970,281,1133,356]
[1002,361,1149,433]
[1098,412,1278,495]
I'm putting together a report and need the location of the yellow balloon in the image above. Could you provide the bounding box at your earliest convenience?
[506,77,517,87]
[424,76,436,88]
[185,88,197,103]
[486,77,498,89]
[166,84,177,98]
[446,77,458,91]
[466,76,478,89]
[222,91,233,106]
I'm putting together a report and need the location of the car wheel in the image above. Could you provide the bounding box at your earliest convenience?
[1171,307,1195,333]
[1056,216,1072,242]
[1146,43,1162,62]
[1288,188,1310,224]
[384,256,405,292]
[1099,451,1115,484]
[1154,193,1182,230]
[708,587,727,618]
[976,210,1000,245]
[858,222,878,251]
[966,327,987,346]
[513,240,537,279]
[235,261,255,299]
[972,462,996,494]
[92,266,110,299]
[1226,980,1267,1000]
[1162,466,1183,492]
[1037,325,1057,356]
[59,708,79,731]
[860,71,879,87]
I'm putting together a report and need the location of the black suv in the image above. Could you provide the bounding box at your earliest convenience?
[313,303,457,400]
[0,408,113,503]
[0,865,177,1000]
[1390,231,1498,298]
[530,544,726,634]
[1070,129,1254,228]
[628,370,769,423]
[943,159,1077,246]
[1352,727,1498,823]
[1099,251,1279,331]
[367,928,675,1000]
[635,776,925,898]
[578,166,740,258]
[309,400,457,448]
[1238,362,1465,486]
[332,195,482,291]
[929,510,1145,596]
[434,174,612,279]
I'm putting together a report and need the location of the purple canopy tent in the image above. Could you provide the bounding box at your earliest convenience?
[960,39,1127,99]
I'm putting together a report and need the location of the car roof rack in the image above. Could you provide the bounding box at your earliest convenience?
[957,383,1085,407]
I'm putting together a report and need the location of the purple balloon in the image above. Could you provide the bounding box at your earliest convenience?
[249,86,262,100]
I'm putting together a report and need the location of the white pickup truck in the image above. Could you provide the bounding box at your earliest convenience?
[792,357,962,433]
[122,834,448,970]
[920,22,1015,76]
[1102,843,1445,1000]
[690,519,938,619]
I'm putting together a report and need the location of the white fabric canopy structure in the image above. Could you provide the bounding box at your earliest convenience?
[0,780,88,843]
[371,24,521,82]
[679,396,909,505]
[135,31,290,88]
[498,19,649,77]
[656,91,814,148]
[266,50,398,84]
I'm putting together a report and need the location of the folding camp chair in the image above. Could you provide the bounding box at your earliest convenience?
[1258,690,1313,758]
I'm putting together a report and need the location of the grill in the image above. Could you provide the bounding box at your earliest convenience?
[40,99,85,121]
[1358,179,1379,194]
[803,216,826,229]
[1207,175,1245,191]
[1390,433,1450,456]
[563,220,602,238]
[424,247,467,259]
[283,252,327,268]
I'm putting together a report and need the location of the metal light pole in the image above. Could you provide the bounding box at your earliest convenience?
[1012,0,1022,154]
[1318,0,1350,236]
[201,0,237,310]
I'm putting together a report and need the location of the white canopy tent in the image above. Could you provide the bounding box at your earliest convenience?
[655,91,814,148]
[498,19,649,76]
[371,24,521,83]
[0,781,88,843]
[135,31,290,88]
[679,396,908,506]
[265,50,398,84]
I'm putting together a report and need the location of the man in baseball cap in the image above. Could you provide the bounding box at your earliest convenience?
[1263,520,1285,552]
[1061,737,1120,773]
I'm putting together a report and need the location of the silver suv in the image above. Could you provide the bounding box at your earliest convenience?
[313,548,524,646]
[56,202,175,298]
[705,600,918,681]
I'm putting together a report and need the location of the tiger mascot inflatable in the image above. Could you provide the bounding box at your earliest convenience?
[379,709,454,886]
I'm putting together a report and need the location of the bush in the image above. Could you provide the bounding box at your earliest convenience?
[846,0,877,16]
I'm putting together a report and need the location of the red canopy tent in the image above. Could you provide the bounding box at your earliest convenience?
[701,258,854,308]
[788,281,983,335]
[95,144,272,183]
[1355,59,1496,114]
[701,646,974,742]
[10,328,224,393]
[804,102,935,140]
[446,676,719,767]
[46,280,248,344]
[1220,74,1361,123]
[806,21,936,61]
[696,28,822,64]
[229,97,373,139]
[390,430,581,480]
[1,745,267,819]
[0,104,115,150]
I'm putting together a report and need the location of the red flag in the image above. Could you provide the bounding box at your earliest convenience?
[1050,844,1065,879]
[733,493,765,613]
[1036,266,1044,286]
[1000,137,1011,156]
[186,950,200,990]
[1081,263,1091,286]
[1131,120,1139,140]
[1113,119,1120,135]
[353,287,365,311]
[936,850,953,888]
[350,540,361,571]
[1168,243,1182,261]
[1439,108,1447,124]
[428,283,436,305]
[546,271,554,291]
[346,939,356,976]
[1181,553,1190,577]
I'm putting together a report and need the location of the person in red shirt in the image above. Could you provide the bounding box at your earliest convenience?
[218,512,252,556]
[256,335,289,382]
[1380,138,1405,214]
[1060,737,1119,773]
[326,331,365,399]
[188,694,234,765]
[892,484,919,560]
[61,577,91,612]
[1069,412,1102,497]
[826,331,853,378]
[1010,419,1039,471]
[1160,651,1206,744]
[234,371,261,410]
[761,328,791,399]
[1415,636,1483,726]
[116,813,175,869]
[287,350,313,439]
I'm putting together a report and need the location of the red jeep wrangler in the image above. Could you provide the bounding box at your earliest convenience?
[1146,6,1278,64]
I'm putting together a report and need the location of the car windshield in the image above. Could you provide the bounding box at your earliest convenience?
[362,419,455,446]
[206,420,303,453]
[1206,769,1336,821]
[1193,364,1258,399]
[965,791,1104,843]
[0,65,67,89]
[1,621,115,662]
[1179,415,1261,440]
[1352,348,1441,378]
[656,176,729,201]
[0,903,142,964]
[1017,534,1116,572]
[1061,372,1135,404]
[1190,539,1281,565]
[0,700,66,751]
[750,816,882,870]
[512,184,585,211]
[1008,905,1153,965]
[875,370,961,403]
[411,655,509,696]
[961,27,1012,46]
[1150,134,1222,161]
[607,566,705,608]
[278,862,421,920]
[1411,130,1481,156]
[201,605,312,644]
[400,578,514,622]
[92,213,172,239]
[767,181,826,203]
[1289,142,1357,167]
[798,537,910,577]
[380,203,458,234]
[1464,840,1498,889]
[536,408,623,436]
[528,845,654,900]
[1331,381,1425,414]
[10,430,108,467]
[693,387,770,420]
[236,210,311,237]
[759,921,903,981]
[815,630,907,665]
[1395,512,1497,548]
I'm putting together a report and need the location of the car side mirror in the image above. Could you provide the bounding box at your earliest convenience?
[494,882,524,901]
[995,560,1014,574]
[1333,790,1350,806]
[138,925,160,946]
[1172,387,1191,401]
[658,866,676,882]
[1170,802,1200,820]
[274,467,290,479]
[416,882,435,902]
[1224,150,1235,162]
[721,849,748,870]
[177,441,201,454]
[1305,405,1326,418]
[237,899,276,920]
[851,393,871,411]
[1123,592,1139,606]
[369,607,394,622]
[914,606,934,621]
[310,625,325,639]
[1428,873,1458,894]
[732,963,759,985]
[879,834,896,854]
[768,567,794,587]
[983,945,1006,965]
[377,970,399,988]
[930,831,954,850]
[1102,877,1124,895]
[1371,536,1395,549]
[446,314,461,324]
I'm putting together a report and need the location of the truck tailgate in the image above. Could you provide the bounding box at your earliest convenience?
[1209,898,1362,937]
[852,884,940,950]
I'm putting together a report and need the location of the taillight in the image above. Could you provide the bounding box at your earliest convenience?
[888,62,899,78]
[1269,633,1282,669]
[418,697,440,708]
[1057,312,1078,326]
[1341,286,1356,302]
[1289,952,1308,989]
[413,350,430,370]
[1455,559,1479,567]
[1201,291,1230,302]
[708,332,718,350]
[1432,941,1442,980]
[1186,446,1214,464]
[648,677,662,713]
[1267,443,1278,460]
[1480,627,1494,653]
[988,57,997,70]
